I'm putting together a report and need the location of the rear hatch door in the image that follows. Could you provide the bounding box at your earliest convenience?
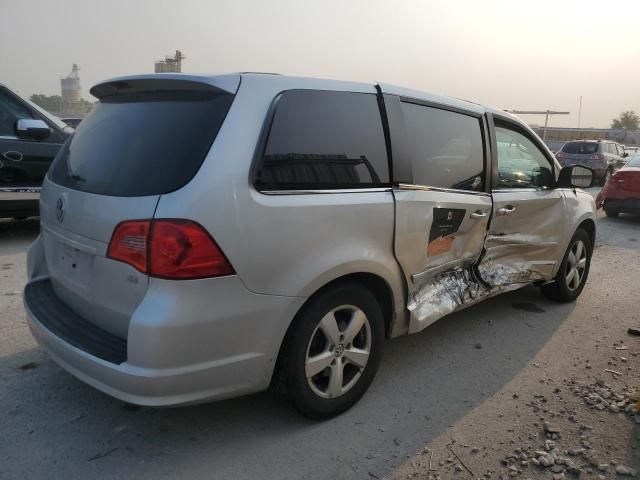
[558,142,601,167]
[40,76,238,338]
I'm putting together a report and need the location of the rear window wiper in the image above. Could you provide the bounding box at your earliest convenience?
[66,172,86,183]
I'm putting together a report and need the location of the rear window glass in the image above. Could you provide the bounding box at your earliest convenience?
[561,142,599,155]
[627,155,640,167]
[49,90,234,196]
[256,90,389,189]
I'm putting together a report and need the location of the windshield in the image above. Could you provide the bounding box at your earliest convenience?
[627,154,640,167]
[49,89,234,196]
[561,142,599,154]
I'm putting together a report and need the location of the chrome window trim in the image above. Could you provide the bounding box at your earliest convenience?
[0,135,62,145]
[0,186,41,201]
[259,187,393,195]
[397,183,491,197]
[491,187,548,193]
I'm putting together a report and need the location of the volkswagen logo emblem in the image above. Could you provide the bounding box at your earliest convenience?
[55,196,65,223]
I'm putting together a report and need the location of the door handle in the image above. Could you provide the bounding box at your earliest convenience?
[497,205,517,216]
[470,210,487,220]
[2,151,23,162]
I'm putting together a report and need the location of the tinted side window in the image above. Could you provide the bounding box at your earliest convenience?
[256,90,389,189]
[400,102,484,191]
[495,125,554,189]
[0,90,35,137]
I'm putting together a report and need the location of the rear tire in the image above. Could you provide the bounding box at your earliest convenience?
[279,283,384,419]
[541,229,592,303]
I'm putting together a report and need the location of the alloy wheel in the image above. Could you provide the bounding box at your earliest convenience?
[305,305,372,399]
[565,239,587,291]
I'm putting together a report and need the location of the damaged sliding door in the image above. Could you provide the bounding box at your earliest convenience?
[385,94,492,334]
[394,187,492,333]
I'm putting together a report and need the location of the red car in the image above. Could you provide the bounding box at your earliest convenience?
[596,154,640,217]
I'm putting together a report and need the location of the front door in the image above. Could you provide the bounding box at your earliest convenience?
[386,95,492,333]
[480,116,566,287]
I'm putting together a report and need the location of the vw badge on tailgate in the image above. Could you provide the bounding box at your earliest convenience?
[56,196,65,223]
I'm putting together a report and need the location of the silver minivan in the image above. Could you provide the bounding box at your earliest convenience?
[24,73,596,418]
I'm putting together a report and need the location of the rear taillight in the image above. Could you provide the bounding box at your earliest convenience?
[107,219,235,279]
[107,220,149,273]
[588,154,605,161]
[149,220,235,279]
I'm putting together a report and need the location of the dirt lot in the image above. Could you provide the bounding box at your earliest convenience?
[1,194,639,480]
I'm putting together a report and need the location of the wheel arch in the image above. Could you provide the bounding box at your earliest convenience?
[270,271,400,388]
[294,271,397,339]
[578,218,596,248]
[551,214,596,279]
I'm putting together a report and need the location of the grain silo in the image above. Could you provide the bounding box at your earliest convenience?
[60,64,83,115]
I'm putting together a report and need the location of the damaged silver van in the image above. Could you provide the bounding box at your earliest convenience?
[24,73,596,419]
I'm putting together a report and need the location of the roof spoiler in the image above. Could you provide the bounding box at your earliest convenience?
[90,74,240,100]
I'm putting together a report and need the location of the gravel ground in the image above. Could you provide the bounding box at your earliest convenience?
[391,242,640,480]
[0,194,638,480]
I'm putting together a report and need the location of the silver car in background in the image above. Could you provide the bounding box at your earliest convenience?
[24,73,596,418]
[555,139,627,184]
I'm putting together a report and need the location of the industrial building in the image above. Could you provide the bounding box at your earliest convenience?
[60,64,91,116]
[154,50,185,73]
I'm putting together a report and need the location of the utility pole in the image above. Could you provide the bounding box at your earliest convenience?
[505,110,570,141]
[577,96,582,139]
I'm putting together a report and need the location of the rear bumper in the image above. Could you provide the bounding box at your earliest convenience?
[603,197,640,213]
[25,269,305,407]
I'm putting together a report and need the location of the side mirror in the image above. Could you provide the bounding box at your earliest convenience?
[623,152,629,158]
[557,165,594,189]
[15,118,51,140]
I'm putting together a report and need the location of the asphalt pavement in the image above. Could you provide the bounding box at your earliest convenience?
[0,188,638,480]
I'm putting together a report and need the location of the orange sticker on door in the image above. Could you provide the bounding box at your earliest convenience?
[427,208,465,256]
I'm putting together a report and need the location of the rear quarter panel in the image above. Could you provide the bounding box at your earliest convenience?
[153,75,406,329]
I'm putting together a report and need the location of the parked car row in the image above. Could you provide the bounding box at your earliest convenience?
[23,73,597,418]
[0,83,72,219]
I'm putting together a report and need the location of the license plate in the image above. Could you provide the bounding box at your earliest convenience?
[55,240,93,286]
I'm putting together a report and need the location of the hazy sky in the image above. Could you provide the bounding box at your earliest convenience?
[1,0,638,128]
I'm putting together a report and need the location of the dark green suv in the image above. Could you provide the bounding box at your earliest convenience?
[0,84,72,219]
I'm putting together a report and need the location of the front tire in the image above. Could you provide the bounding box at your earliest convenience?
[541,229,592,302]
[279,283,384,419]
[604,207,619,218]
